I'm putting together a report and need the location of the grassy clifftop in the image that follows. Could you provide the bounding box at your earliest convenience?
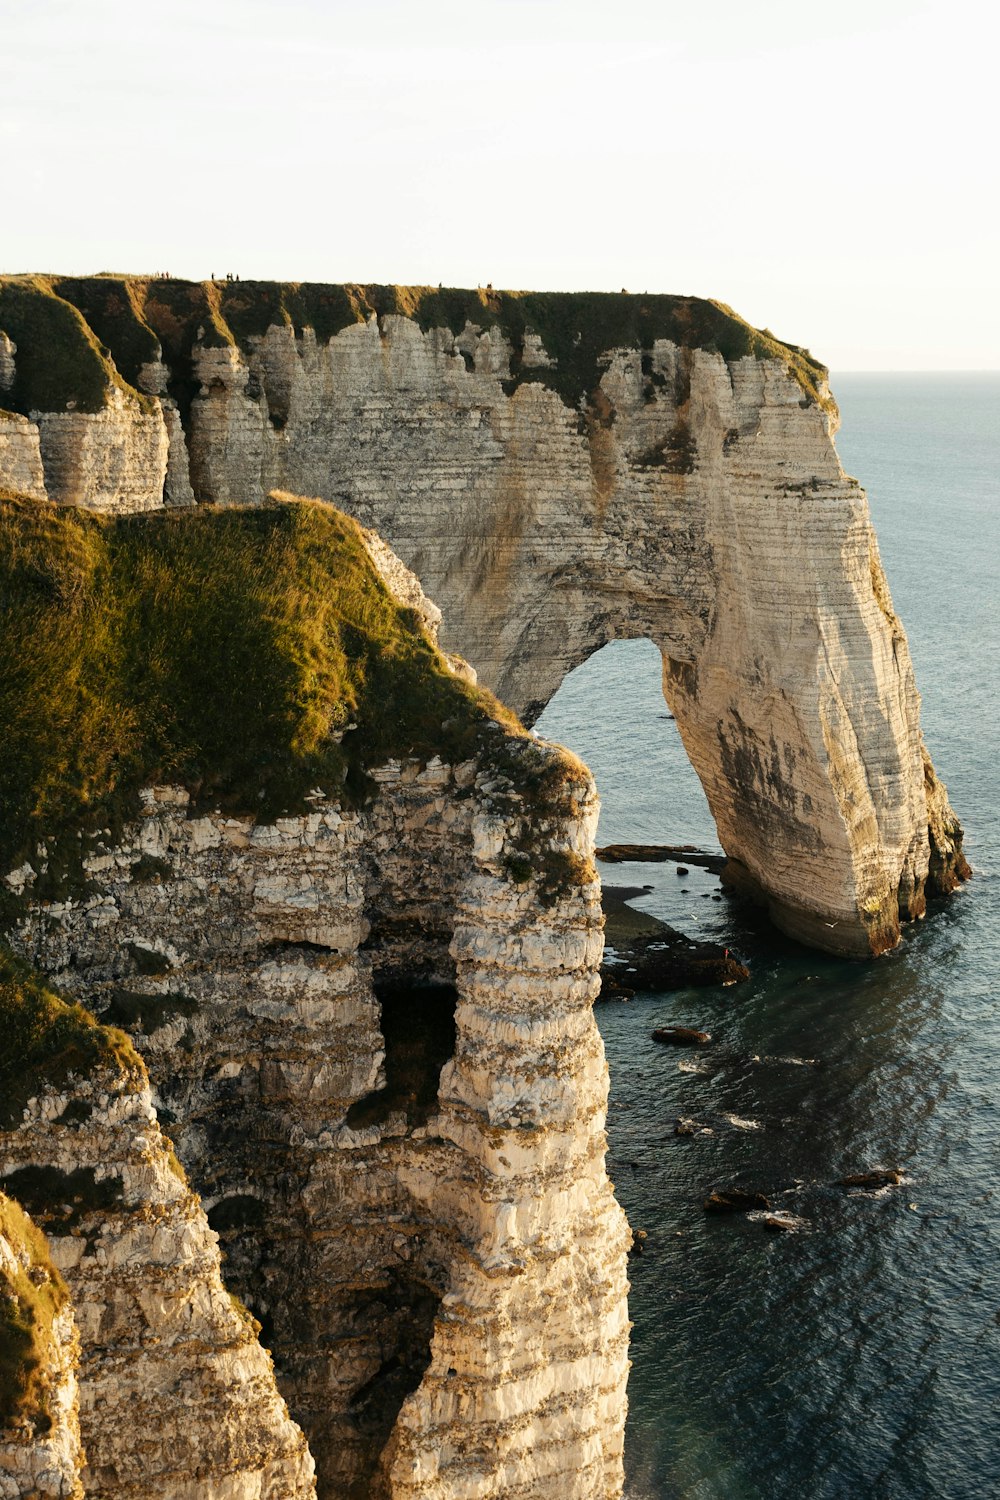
[0,274,832,416]
[0,490,518,899]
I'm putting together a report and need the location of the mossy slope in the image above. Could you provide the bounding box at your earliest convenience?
[0,490,517,897]
[0,275,832,417]
[0,276,155,417]
[0,1192,71,1434]
[0,947,139,1129]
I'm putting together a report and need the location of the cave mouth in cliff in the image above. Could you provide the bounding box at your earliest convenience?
[345,980,458,1132]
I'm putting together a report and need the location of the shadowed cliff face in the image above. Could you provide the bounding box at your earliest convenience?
[0,277,968,954]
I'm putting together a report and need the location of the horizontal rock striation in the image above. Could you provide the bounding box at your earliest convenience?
[0,277,967,954]
[6,744,627,1499]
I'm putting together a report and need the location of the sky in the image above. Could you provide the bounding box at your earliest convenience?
[3,0,997,370]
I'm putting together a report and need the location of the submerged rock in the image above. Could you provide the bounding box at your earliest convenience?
[601,885,749,993]
[597,844,726,874]
[618,938,749,991]
[839,1168,905,1190]
[703,1189,772,1213]
[652,1026,712,1046]
[752,1211,806,1233]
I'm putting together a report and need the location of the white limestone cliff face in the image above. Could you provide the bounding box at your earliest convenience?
[0,1064,316,1499]
[0,1197,83,1500]
[32,391,169,514]
[181,317,969,954]
[0,413,47,504]
[0,297,967,953]
[6,730,629,1500]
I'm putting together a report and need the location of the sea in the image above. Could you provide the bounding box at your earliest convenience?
[534,374,1000,1500]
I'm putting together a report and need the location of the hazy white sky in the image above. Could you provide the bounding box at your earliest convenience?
[3,0,997,369]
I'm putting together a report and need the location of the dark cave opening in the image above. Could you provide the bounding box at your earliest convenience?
[345,980,459,1133]
[343,1275,444,1500]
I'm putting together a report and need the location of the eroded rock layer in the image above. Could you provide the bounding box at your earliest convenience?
[5,732,628,1498]
[0,278,967,954]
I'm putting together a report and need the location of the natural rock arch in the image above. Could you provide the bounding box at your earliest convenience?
[0,279,968,953]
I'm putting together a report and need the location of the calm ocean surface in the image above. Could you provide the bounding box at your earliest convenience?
[535,374,1000,1500]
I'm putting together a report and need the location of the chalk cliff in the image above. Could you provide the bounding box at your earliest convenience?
[0,495,629,1498]
[0,276,968,955]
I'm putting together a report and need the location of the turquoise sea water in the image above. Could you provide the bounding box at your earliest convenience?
[535,374,1000,1500]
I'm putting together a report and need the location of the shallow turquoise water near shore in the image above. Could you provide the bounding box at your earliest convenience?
[535,374,1000,1500]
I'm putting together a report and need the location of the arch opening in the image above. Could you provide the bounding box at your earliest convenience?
[534,637,718,853]
[534,638,741,948]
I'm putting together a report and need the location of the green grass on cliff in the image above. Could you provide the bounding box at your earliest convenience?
[0,1191,70,1434]
[0,947,139,1129]
[405,286,832,412]
[0,276,156,416]
[0,275,832,418]
[0,490,517,899]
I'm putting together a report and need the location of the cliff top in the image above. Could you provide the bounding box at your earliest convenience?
[0,274,832,417]
[0,490,528,905]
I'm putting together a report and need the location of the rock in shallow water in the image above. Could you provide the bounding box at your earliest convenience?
[839,1168,905,1189]
[703,1189,772,1213]
[652,1025,712,1046]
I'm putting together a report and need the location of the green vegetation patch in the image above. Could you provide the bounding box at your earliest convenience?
[52,277,161,391]
[0,947,140,1128]
[0,1193,69,1433]
[8,277,832,423]
[0,490,519,903]
[217,280,359,346]
[484,734,597,906]
[404,287,833,414]
[0,276,154,416]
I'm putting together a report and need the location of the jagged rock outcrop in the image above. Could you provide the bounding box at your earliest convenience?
[0,277,967,955]
[0,1194,83,1500]
[0,494,630,1498]
[0,967,316,1500]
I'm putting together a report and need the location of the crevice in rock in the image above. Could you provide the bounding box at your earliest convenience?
[345,1277,443,1500]
[345,980,458,1132]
